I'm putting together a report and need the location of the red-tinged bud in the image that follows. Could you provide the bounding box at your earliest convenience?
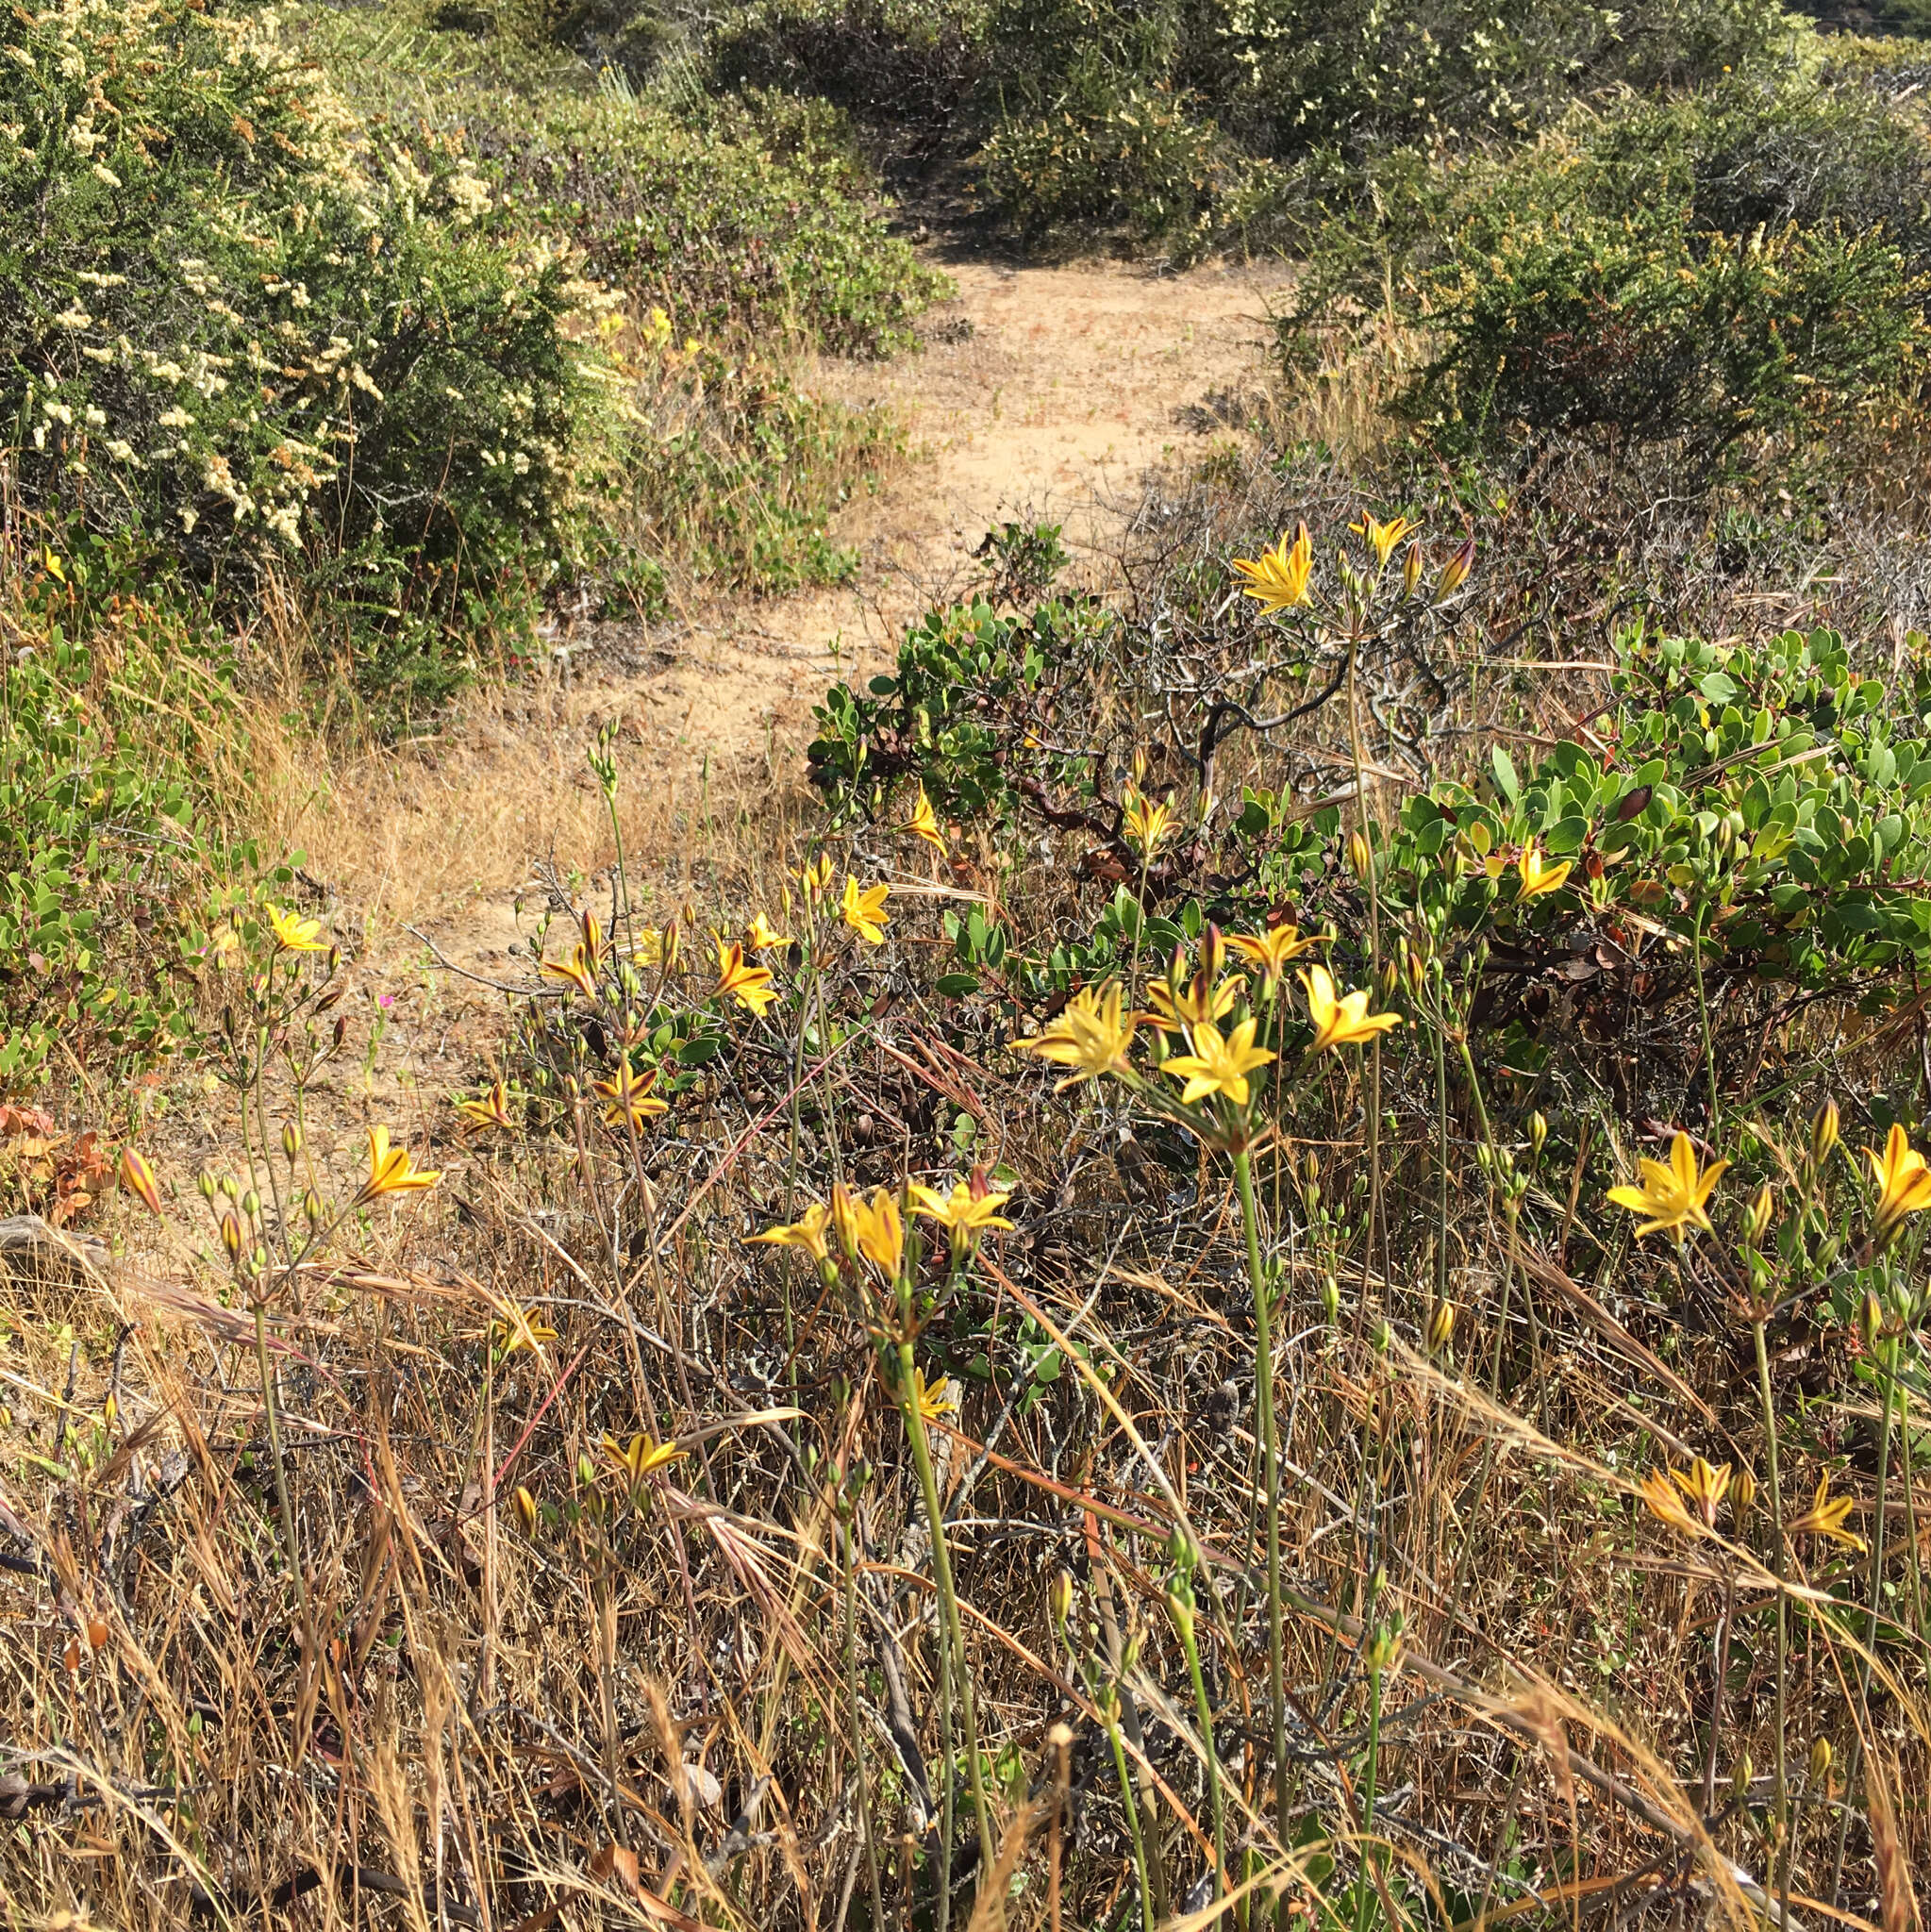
[1435,538,1475,602]
[119,1146,161,1217]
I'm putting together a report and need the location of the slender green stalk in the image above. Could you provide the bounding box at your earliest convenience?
[842,1507,887,1932]
[1353,1645,1385,1932]
[1232,1150,1290,1878]
[1171,1576,1227,1918]
[1901,1384,1927,1653]
[253,1302,306,1638]
[896,1330,995,1891]
[1102,1684,1156,1932]
[1433,970,1449,1313]
[1828,1341,1897,1908]
[1752,1317,1789,1890]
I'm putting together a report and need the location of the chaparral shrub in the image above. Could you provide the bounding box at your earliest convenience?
[0,0,601,708]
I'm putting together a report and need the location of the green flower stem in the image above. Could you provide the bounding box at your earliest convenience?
[1353,1646,1385,1932]
[253,1301,307,1638]
[1752,1316,1790,1892]
[896,1324,995,1897]
[1232,1149,1290,1883]
[1829,1335,1899,1908]
[1103,1686,1157,1932]
[1172,1585,1227,1917]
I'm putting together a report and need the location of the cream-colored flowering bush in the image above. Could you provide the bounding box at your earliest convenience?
[1,0,595,707]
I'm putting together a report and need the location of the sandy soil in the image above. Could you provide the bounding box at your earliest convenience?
[265,256,1288,984]
[625,258,1282,778]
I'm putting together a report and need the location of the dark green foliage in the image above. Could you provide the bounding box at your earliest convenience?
[807,599,1114,820]
[694,0,1795,249]
[1407,191,1923,466]
[705,0,988,136]
[484,86,947,355]
[1374,625,1931,991]
[1293,85,1931,473]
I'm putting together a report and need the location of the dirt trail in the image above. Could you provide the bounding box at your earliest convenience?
[277,257,1286,976]
[632,258,1283,774]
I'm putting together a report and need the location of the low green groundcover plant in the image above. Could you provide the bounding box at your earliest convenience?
[0,545,259,1091]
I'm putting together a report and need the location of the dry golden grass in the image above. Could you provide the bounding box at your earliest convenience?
[8,274,1931,1932]
[3,694,1926,1932]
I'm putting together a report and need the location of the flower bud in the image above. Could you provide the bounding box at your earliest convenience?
[1199,924,1224,985]
[282,1123,302,1161]
[1731,1465,1756,1530]
[1810,1098,1839,1166]
[1730,1752,1753,1801]
[1529,1112,1548,1160]
[1860,1292,1884,1351]
[1378,958,1399,1001]
[830,1182,860,1263]
[1321,1274,1340,1324]
[1303,1150,1320,1189]
[1426,1301,1456,1356]
[1371,1317,1392,1354]
[1049,1568,1074,1632]
[1807,1737,1832,1785]
[1349,828,1373,881]
[241,1190,259,1220]
[1744,1184,1774,1250]
[513,1486,540,1536]
[1434,537,1475,602]
[119,1147,162,1217]
[220,1212,242,1262]
[198,1170,217,1201]
[304,1188,323,1225]
[1401,540,1423,598]
[316,975,345,1013]
[1365,1621,1403,1674]
[1166,1584,1195,1646]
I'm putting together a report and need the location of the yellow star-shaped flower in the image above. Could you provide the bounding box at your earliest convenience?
[1865,1123,1931,1247]
[1231,524,1313,614]
[840,876,891,945]
[1011,982,1136,1090]
[1606,1131,1726,1241]
[1299,963,1401,1053]
[1161,1017,1274,1107]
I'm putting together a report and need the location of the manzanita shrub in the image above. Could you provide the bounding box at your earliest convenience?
[813,604,1931,1106]
[1377,625,1931,991]
[807,596,1115,822]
